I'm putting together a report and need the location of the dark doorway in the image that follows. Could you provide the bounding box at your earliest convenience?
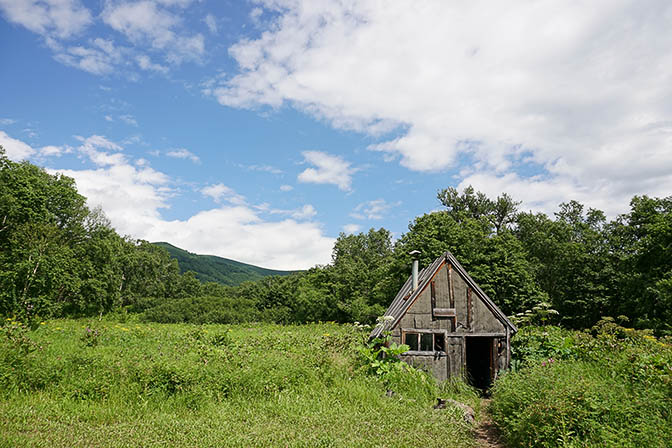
[465,337,493,390]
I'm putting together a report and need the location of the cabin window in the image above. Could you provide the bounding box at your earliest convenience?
[403,332,445,352]
[405,333,419,351]
[421,333,433,351]
[434,334,445,352]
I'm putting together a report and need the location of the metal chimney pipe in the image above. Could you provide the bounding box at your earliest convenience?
[409,250,421,291]
[412,259,419,290]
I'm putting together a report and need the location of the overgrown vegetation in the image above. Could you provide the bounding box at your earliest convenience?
[490,320,672,447]
[0,319,477,447]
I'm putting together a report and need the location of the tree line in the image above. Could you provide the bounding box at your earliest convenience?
[2,147,670,334]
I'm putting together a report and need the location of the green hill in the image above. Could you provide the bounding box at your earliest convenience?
[153,242,296,285]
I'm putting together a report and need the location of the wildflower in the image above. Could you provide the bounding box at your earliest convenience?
[541,361,547,367]
[40,322,46,325]
[323,333,330,337]
[375,315,395,328]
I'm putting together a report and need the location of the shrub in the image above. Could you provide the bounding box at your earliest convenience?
[141,296,259,324]
[491,322,672,447]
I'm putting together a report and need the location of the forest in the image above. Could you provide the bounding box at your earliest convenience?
[2,145,670,335]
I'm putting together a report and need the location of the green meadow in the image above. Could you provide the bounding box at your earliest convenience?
[3,318,671,447]
[0,319,477,448]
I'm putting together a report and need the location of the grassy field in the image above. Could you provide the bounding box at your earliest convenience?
[0,319,478,448]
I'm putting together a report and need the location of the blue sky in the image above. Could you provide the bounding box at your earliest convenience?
[2,0,672,269]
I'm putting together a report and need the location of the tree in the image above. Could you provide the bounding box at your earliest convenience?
[437,185,520,234]
[0,148,91,318]
[0,148,205,319]
[396,193,543,316]
[516,202,614,328]
[608,195,672,334]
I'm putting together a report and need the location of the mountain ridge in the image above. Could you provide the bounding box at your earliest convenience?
[153,242,297,286]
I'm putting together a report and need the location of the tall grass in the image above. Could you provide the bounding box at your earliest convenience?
[0,318,477,447]
[490,322,672,447]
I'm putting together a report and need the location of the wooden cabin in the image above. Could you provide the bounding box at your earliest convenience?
[370,251,517,388]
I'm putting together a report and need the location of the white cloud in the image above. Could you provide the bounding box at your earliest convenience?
[53,38,125,75]
[298,150,355,191]
[0,0,201,76]
[0,0,92,39]
[265,204,317,220]
[40,145,65,156]
[342,223,360,234]
[166,148,200,163]
[249,7,262,23]
[0,118,16,125]
[201,183,246,205]
[212,0,672,217]
[74,134,125,166]
[245,164,283,174]
[22,128,37,139]
[351,199,398,220]
[1,131,333,269]
[291,204,316,219]
[142,207,334,269]
[279,184,293,191]
[102,0,204,64]
[102,1,177,43]
[55,163,172,232]
[119,114,138,126]
[66,163,334,268]
[204,13,217,34]
[0,130,36,160]
[136,54,168,73]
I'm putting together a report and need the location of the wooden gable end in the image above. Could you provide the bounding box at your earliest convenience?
[392,261,505,336]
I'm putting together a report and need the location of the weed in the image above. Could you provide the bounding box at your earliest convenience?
[80,326,100,347]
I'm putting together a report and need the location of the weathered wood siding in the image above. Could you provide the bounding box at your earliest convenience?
[390,263,507,381]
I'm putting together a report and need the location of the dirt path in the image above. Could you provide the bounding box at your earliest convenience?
[474,399,505,448]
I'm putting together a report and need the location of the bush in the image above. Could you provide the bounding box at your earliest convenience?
[141,296,259,324]
[491,322,672,447]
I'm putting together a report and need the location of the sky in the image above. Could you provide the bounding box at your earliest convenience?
[1,0,672,270]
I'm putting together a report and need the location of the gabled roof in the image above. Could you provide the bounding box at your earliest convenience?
[370,251,517,339]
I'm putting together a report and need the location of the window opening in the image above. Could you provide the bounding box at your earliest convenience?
[434,334,445,352]
[403,332,445,352]
[421,333,433,351]
[404,332,418,351]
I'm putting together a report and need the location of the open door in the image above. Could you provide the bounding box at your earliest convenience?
[465,337,494,390]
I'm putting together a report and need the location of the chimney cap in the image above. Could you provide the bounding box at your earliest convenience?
[408,250,421,258]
